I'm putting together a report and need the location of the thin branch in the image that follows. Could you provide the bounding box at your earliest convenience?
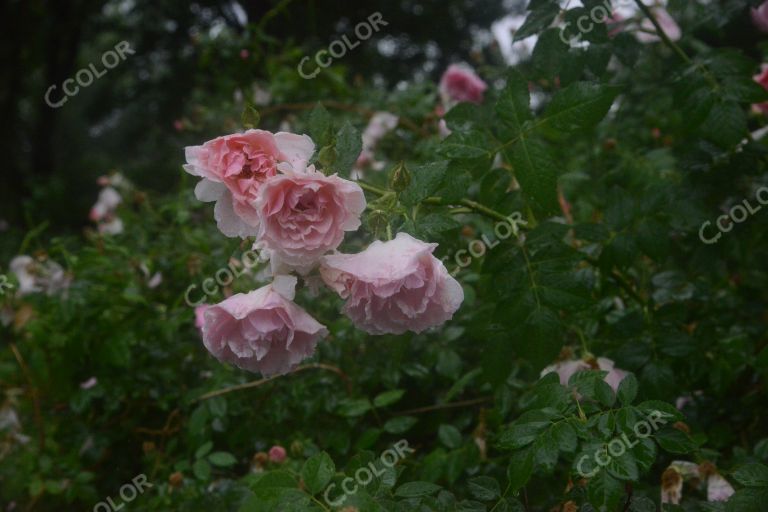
[391,397,491,416]
[194,363,351,402]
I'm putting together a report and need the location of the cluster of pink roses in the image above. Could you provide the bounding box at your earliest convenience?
[184,128,463,376]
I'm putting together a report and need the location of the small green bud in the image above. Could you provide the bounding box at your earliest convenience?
[241,104,260,130]
[318,144,337,168]
[367,210,389,238]
[388,161,411,193]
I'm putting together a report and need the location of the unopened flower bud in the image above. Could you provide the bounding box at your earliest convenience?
[318,144,337,168]
[388,161,411,192]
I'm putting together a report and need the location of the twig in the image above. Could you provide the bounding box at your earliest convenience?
[391,397,491,416]
[9,342,45,451]
[194,363,351,402]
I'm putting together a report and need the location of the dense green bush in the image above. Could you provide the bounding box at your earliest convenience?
[2,1,768,511]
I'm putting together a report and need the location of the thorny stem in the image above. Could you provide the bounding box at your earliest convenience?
[632,0,719,90]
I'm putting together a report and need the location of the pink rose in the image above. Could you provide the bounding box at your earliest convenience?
[255,165,365,271]
[184,130,315,238]
[752,2,768,32]
[753,65,768,115]
[707,473,735,502]
[320,232,464,335]
[194,304,210,331]
[540,357,627,392]
[439,64,487,107]
[268,445,287,463]
[89,187,122,222]
[200,276,327,376]
[635,8,681,44]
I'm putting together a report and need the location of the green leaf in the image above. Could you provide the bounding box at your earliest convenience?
[439,130,490,159]
[542,82,620,133]
[334,121,362,177]
[496,71,532,136]
[195,441,213,460]
[468,476,500,501]
[514,2,560,41]
[732,463,768,487]
[383,416,418,434]
[655,428,696,454]
[301,452,335,495]
[400,161,448,207]
[208,451,237,467]
[414,213,461,241]
[507,448,534,491]
[308,103,333,146]
[373,389,405,408]
[617,373,638,406]
[394,481,442,498]
[193,458,212,480]
[507,134,559,214]
[438,424,463,449]
[336,398,372,417]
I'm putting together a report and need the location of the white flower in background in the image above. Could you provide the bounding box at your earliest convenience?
[661,461,735,504]
[139,263,163,289]
[635,7,681,44]
[9,256,71,297]
[353,112,399,177]
[89,187,122,222]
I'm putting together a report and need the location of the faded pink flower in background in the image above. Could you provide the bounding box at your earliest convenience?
[255,165,365,271]
[184,130,314,238]
[707,473,735,502]
[635,8,681,44]
[89,187,122,222]
[320,232,464,335]
[540,356,628,392]
[753,64,768,115]
[268,445,287,463]
[439,64,487,107]
[752,1,768,32]
[200,276,327,376]
[353,112,399,176]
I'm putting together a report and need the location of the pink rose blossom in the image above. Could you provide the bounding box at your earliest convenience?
[635,8,681,44]
[540,357,628,392]
[200,276,327,376]
[184,130,315,238]
[10,256,71,297]
[80,377,98,390]
[752,2,768,32]
[89,187,122,222]
[255,165,365,271]
[268,445,287,463]
[194,304,210,331]
[320,232,464,335]
[439,64,488,107]
[353,112,399,175]
[753,64,768,115]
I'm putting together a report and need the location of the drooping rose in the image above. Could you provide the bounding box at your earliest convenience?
[200,276,327,376]
[320,232,464,335]
[268,445,287,463]
[439,64,488,107]
[752,1,768,32]
[184,130,315,238]
[753,64,768,115]
[255,165,365,272]
[540,356,628,392]
[635,8,681,44]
